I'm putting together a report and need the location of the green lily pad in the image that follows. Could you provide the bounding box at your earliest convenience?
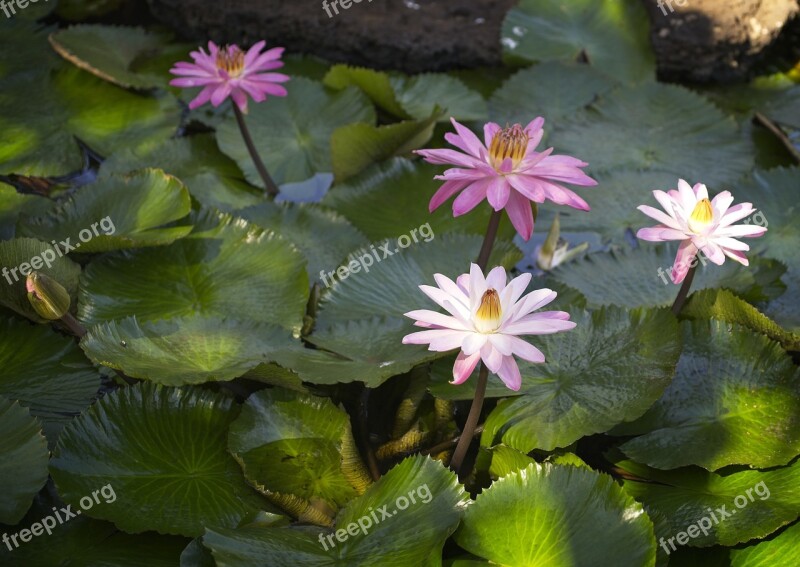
[0,182,49,240]
[19,169,193,252]
[455,462,656,566]
[489,61,616,127]
[555,83,753,188]
[78,217,309,330]
[502,0,656,83]
[730,520,800,566]
[216,78,375,187]
[228,389,370,523]
[0,317,101,444]
[616,320,800,471]
[322,158,517,241]
[49,25,170,89]
[735,167,799,265]
[683,289,800,351]
[203,455,468,566]
[235,202,367,284]
[550,244,783,309]
[315,233,521,328]
[331,112,439,182]
[481,307,680,453]
[0,397,49,524]
[0,492,189,566]
[50,383,270,537]
[101,135,266,212]
[81,316,296,386]
[323,65,409,118]
[0,238,81,323]
[618,456,800,547]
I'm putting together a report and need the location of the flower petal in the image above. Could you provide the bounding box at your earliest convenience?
[452,350,481,385]
[670,239,698,284]
[496,355,523,391]
[507,336,545,363]
[504,190,535,241]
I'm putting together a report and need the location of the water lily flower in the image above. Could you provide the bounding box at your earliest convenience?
[636,180,767,284]
[402,264,575,391]
[169,40,290,113]
[415,118,597,241]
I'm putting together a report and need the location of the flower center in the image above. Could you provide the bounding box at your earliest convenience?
[489,124,528,170]
[475,289,502,333]
[216,45,245,77]
[688,198,713,233]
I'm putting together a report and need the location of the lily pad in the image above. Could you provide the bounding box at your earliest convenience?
[19,169,193,252]
[616,320,800,471]
[481,307,680,453]
[0,397,49,525]
[455,462,656,566]
[501,0,656,83]
[81,316,296,386]
[50,383,270,537]
[216,78,375,187]
[78,218,309,330]
[203,455,468,566]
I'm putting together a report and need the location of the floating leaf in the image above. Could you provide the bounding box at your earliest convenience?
[216,78,375,187]
[81,316,296,386]
[501,0,656,83]
[455,463,656,566]
[20,169,193,252]
[50,383,269,537]
[0,397,49,524]
[481,307,680,453]
[617,320,800,470]
[78,218,309,330]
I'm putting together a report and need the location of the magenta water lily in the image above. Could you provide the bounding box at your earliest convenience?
[415,118,597,240]
[402,264,575,392]
[169,40,290,113]
[636,180,767,284]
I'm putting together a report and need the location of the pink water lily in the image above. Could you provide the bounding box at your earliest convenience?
[637,179,767,284]
[402,264,575,391]
[415,118,597,240]
[169,41,290,113]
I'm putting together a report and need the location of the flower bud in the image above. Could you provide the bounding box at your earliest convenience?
[26,272,70,320]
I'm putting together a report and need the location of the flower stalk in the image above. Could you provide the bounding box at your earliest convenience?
[671,263,697,316]
[233,104,280,197]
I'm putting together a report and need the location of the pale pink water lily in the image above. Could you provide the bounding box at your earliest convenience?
[636,179,767,284]
[169,41,290,113]
[402,264,575,391]
[415,118,597,241]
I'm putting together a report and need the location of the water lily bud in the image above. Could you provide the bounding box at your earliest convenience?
[26,272,70,320]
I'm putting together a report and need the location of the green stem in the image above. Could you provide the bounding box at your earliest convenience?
[233,104,280,198]
[671,263,698,316]
[449,363,488,475]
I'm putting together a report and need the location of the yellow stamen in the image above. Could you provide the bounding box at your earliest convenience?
[688,198,713,232]
[489,124,528,170]
[216,45,245,77]
[475,289,502,332]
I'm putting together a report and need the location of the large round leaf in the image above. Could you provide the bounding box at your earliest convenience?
[501,0,655,83]
[322,158,516,241]
[480,307,680,453]
[236,201,367,283]
[730,520,800,567]
[228,389,370,524]
[489,61,616,127]
[203,455,468,566]
[78,218,309,330]
[0,397,49,524]
[81,316,296,386]
[549,244,783,309]
[619,456,800,547]
[616,320,800,471]
[0,317,101,442]
[455,462,656,566]
[0,491,189,566]
[216,78,375,187]
[49,25,170,89]
[0,238,81,323]
[50,383,269,537]
[555,83,753,188]
[100,135,266,212]
[19,169,193,252]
